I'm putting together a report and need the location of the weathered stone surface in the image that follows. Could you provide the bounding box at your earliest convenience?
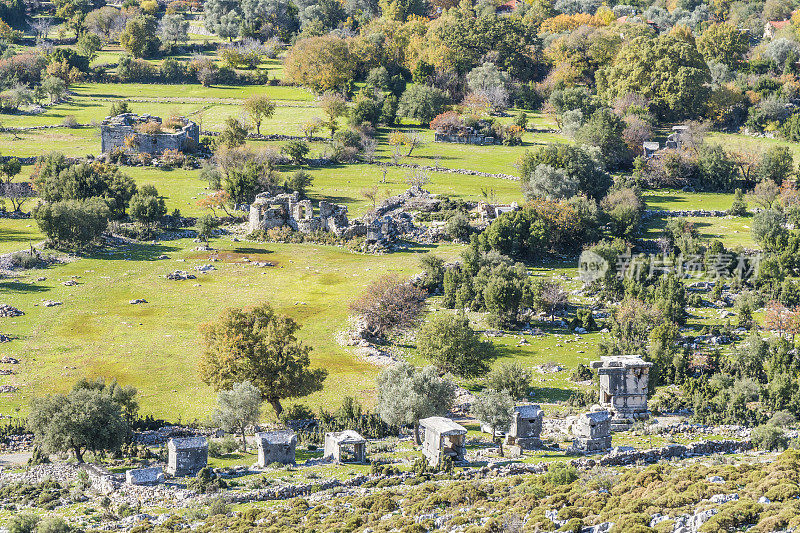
[126,466,163,485]
[591,355,652,429]
[420,417,467,466]
[166,270,196,280]
[0,304,23,317]
[166,437,207,477]
[323,430,367,464]
[256,431,297,466]
[505,404,543,450]
[572,409,612,453]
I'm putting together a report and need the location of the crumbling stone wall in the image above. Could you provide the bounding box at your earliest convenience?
[434,132,498,145]
[248,191,350,236]
[101,113,199,155]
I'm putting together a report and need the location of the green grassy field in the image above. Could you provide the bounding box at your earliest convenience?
[0,238,465,420]
[0,79,764,425]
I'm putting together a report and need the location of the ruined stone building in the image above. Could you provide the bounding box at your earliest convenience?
[248,186,434,245]
[591,355,652,430]
[166,437,208,477]
[100,113,199,155]
[642,125,690,158]
[420,416,467,466]
[256,430,297,466]
[572,409,612,453]
[504,404,543,450]
[323,430,367,463]
[248,191,350,236]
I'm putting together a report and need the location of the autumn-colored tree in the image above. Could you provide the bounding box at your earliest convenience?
[199,304,327,415]
[284,35,354,93]
[765,301,793,337]
[197,190,232,217]
[350,275,426,338]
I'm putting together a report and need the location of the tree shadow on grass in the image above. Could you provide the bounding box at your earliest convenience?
[530,387,578,403]
[0,280,49,294]
[85,242,181,262]
[231,246,276,255]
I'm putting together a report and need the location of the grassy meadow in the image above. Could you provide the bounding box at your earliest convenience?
[0,73,778,424]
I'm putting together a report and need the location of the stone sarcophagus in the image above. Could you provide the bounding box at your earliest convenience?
[420,416,467,466]
[256,430,297,466]
[572,409,612,453]
[323,430,367,463]
[505,404,543,450]
[591,355,652,430]
[166,437,208,477]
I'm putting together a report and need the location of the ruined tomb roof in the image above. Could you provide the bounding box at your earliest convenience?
[420,416,467,436]
[256,430,297,445]
[582,410,611,423]
[326,430,367,445]
[591,355,652,370]
[167,436,208,450]
[514,404,544,419]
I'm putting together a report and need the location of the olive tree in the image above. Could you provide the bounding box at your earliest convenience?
[376,363,455,445]
[471,389,514,456]
[28,387,127,463]
[212,381,263,452]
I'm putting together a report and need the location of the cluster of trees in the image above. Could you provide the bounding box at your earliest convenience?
[30,152,168,249]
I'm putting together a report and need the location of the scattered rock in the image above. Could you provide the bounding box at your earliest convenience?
[42,300,62,307]
[129,299,147,305]
[0,385,18,393]
[157,255,169,260]
[0,304,23,317]
[0,356,19,364]
[166,271,196,280]
[62,280,78,286]
[707,476,725,484]
[0,333,10,342]
[194,264,216,273]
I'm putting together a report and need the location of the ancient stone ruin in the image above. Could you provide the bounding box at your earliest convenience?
[642,125,689,158]
[256,430,297,466]
[323,430,367,463]
[476,200,520,223]
[504,404,543,450]
[434,131,499,145]
[125,466,163,485]
[572,409,612,453]
[591,355,652,430]
[248,186,436,246]
[420,416,467,466]
[166,436,208,477]
[248,191,350,236]
[101,113,199,155]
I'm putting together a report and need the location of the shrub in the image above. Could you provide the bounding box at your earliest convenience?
[446,212,471,241]
[61,115,78,128]
[752,424,788,451]
[34,198,111,250]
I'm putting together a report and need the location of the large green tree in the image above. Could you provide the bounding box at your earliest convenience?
[598,34,711,121]
[416,312,496,378]
[28,387,127,463]
[200,303,327,415]
[696,22,749,68]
